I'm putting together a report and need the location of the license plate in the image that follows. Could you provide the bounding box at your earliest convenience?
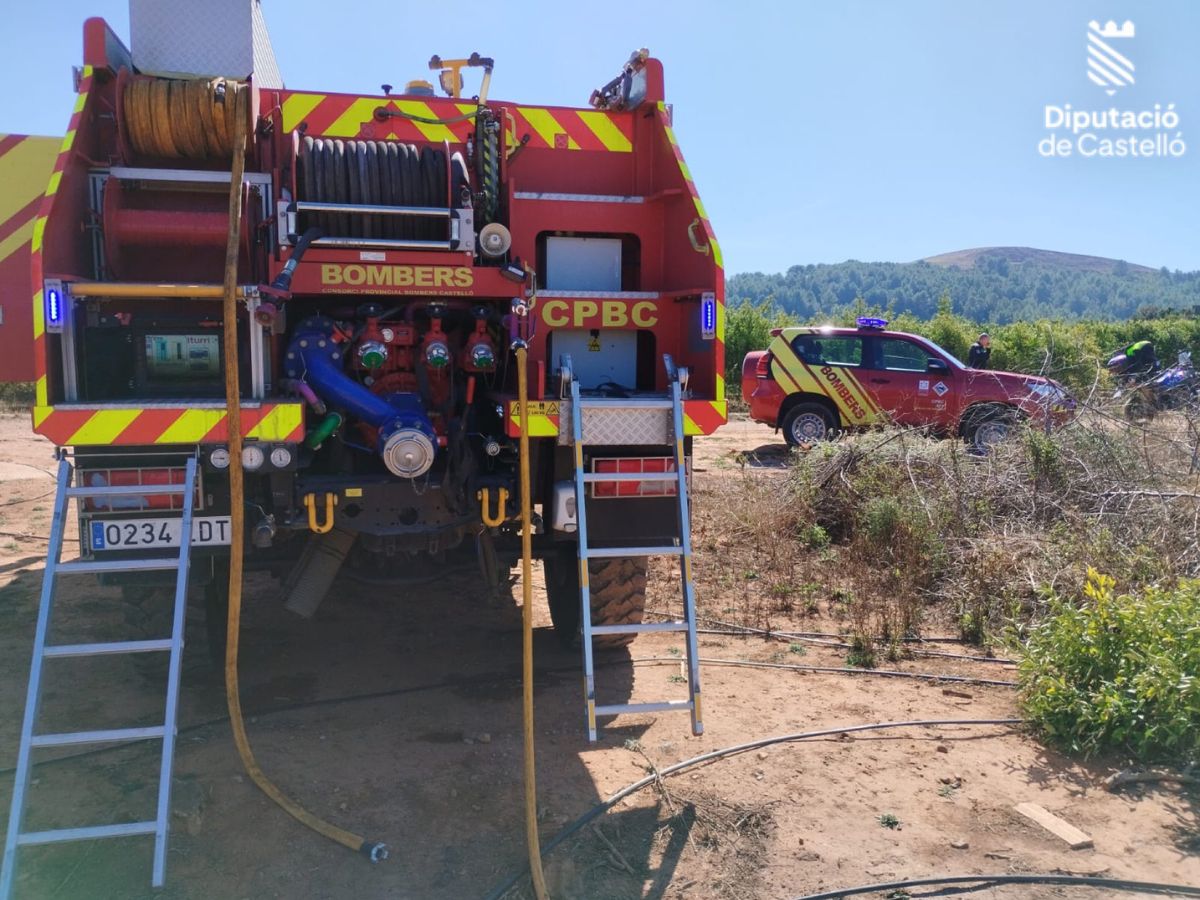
[89,516,232,551]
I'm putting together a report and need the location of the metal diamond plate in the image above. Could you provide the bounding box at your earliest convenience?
[131,0,282,84]
[559,402,673,446]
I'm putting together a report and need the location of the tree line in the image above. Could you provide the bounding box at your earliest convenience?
[728,256,1200,324]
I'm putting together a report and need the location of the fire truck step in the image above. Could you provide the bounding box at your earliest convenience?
[596,701,694,716]
[576,398,673,410]
[591,622,688,635]
[31,726,166,748]
[65,484,191,498]
[2,456,199,898]
[586,546,682,558]
[17,821,158,847]
[582,472,678,483]
[43,639,174,658]
[56,559,178,575]
[569,355,704,743]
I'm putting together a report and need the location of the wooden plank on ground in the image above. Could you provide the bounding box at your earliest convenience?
[1013,802,1094,849]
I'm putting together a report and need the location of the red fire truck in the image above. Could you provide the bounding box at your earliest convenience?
[21,15,724,633]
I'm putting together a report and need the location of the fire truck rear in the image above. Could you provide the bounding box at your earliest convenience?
[29,12,726,645]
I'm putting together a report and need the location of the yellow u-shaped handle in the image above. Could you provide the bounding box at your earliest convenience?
[303,492,338,534]
[478,487,509,527]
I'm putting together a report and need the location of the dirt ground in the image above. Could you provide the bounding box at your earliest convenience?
[0,410,1196,899]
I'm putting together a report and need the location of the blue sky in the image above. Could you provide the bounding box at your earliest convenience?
[6,1,1197,273]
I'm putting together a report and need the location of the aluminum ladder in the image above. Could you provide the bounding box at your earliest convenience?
[569,370,703,742]
[1,456,199,898]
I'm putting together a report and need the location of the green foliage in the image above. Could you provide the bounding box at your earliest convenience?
[0,382,34,408]
[721,291,1200,396]
[1018,570,1200,763]
[728,255,1200,323]
[799,523,830,550]
[723,297,798,389]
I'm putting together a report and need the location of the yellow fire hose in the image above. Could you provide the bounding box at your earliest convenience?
[219,82,385,861]
[515,342,550,900]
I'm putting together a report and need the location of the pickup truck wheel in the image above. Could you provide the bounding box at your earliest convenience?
[544,552,647,650]
[782,403,836,446]
[963,407,1016,453]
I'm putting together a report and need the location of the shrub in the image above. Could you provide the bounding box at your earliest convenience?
[1018,570,1200,763]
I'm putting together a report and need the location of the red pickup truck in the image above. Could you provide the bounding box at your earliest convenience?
[741,318,1074,449]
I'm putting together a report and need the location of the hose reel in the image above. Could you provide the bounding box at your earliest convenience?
[119,70,247,160]
[295,137,469,243]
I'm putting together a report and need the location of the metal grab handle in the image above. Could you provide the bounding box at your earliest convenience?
[478,487,509,527]
[687,218,710,256]
[303,493,338,534]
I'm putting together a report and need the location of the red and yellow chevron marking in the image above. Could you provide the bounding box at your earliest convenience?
[766,334,884,427]
[31,65,94,410]
[505,400,726,438]
[278,92,634,152]
[0,135,58,268]
[507,106,632,152]
[32,404,305,447]
[656,103,726,414]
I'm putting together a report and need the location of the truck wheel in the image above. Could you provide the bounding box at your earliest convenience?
[782,403,836,446]
[963,406,1016,453]
[544,552,648,650]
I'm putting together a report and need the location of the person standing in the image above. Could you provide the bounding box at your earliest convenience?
[967,333,991,369]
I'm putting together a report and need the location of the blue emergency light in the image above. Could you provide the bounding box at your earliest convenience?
[856,316,888,330]
[44,280,65,333]
[700,292,717,340]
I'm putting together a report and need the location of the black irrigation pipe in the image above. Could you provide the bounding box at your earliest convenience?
[482,718,1023,900]
[793,873,1200,899]
[668,614,1016,665]
[645,609,975,645]
[633,656,1017,688]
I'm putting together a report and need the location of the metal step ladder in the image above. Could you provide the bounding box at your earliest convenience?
[1,456,199,898]
[568,361,703,742]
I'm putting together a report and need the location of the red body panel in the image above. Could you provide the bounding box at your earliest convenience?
[0,135,60,382]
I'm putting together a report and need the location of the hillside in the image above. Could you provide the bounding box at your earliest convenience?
[728,248,1200,323]
[923,246,1157,275]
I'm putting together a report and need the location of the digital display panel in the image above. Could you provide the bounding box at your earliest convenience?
[144,334,221,381]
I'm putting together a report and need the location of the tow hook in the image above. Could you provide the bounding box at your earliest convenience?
[303,492,338,534]
[477,486,509,527]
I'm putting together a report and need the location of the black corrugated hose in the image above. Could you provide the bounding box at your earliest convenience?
[794,873,1200,898]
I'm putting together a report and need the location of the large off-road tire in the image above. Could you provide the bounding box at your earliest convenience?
[781,402,837,446]
[544,553,648,650]
[962,404,1017,454]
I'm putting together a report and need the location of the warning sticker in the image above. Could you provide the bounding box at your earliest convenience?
[933,381,949,397]
[522,401,562,416]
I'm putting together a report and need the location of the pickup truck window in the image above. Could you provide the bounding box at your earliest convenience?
[877,338,931,372]
[791,335,862,367]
